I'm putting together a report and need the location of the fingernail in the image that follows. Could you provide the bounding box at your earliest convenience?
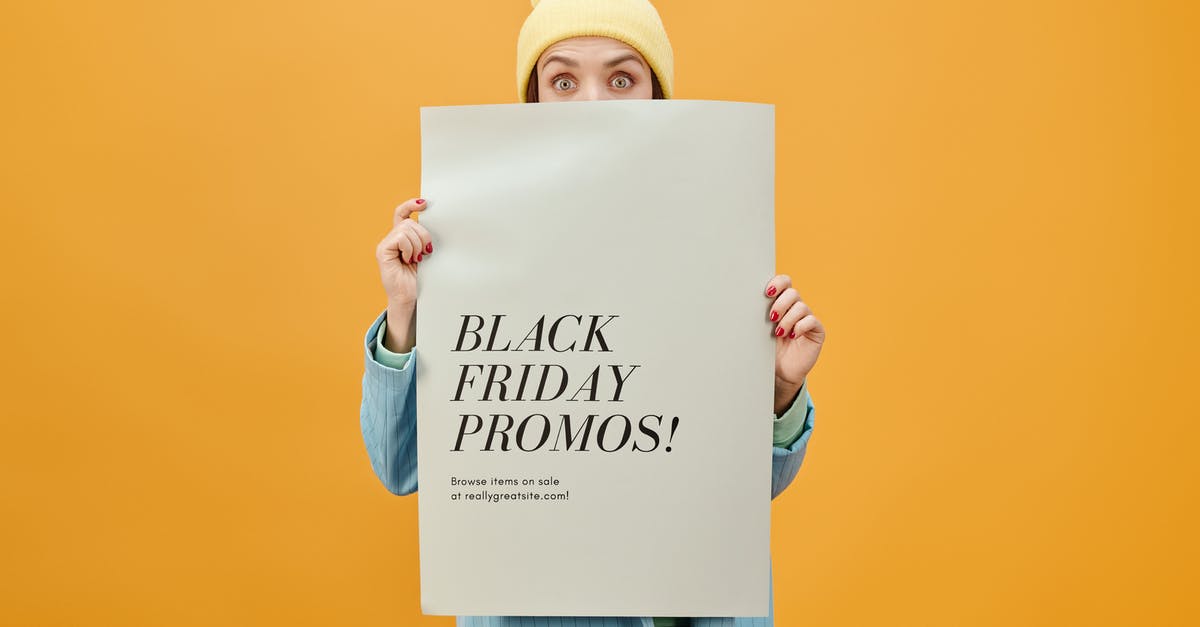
[417,253,423,262]
[775,327,784,337]
[767,286,776,297]
[789,331,797,339]
[425,242,433,254]
[770,311,779,322]
[415,198,425,205]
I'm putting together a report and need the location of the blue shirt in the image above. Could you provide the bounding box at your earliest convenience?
[359,310,816,627]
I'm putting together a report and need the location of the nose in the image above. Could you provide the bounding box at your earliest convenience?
[581,81,613,101]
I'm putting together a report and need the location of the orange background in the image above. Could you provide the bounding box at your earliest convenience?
[1,1,1196,625]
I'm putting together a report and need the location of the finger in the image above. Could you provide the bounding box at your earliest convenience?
[779,301,814,338]
[768,287,801,332]
[406,219,434,256]
[398,227,424,264]
[376,229,413,265]
[393,197,428,227]
[790,314,824,340]
[764,274,792,299]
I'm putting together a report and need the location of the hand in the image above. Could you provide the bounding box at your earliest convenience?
[764,274,826,414]
[375,197,433,352]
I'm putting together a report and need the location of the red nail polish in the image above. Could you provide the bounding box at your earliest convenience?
[415,198,425,205]
[767,286,776,297]
[417,253,423,262]
[775,327,784,337]
[789,331,797,339]
[770,311,779,322]
[425,242,433,254]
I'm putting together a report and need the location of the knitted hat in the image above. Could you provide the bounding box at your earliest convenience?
[516,0,674,102]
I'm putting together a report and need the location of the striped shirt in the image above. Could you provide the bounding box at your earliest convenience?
[360,310,815,627]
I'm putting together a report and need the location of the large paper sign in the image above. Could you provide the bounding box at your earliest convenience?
[414,100,775,617]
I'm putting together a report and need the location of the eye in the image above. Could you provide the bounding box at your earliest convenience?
[611,74,633,89]
[552,76,576,91]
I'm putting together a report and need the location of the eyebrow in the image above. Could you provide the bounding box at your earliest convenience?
[541,53,644,70]
[542,54,579,69]
[602,54,643,68]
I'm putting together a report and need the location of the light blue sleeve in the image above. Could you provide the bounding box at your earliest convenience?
[359,309,419,496]
[770,379,815,501]
[773,378,811,448]
[373,319,412,369]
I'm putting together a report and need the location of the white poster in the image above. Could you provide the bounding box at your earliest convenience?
[414,99,776,617]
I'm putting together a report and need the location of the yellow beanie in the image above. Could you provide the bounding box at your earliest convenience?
[516,0,674,102]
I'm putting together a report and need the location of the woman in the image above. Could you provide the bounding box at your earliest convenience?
[360,2,825,626]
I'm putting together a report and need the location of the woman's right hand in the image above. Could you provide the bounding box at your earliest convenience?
[375,197,432,353]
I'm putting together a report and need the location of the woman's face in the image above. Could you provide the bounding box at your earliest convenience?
[535,36,655,102]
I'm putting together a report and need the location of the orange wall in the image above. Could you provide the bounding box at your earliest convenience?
[1,1,1195,625]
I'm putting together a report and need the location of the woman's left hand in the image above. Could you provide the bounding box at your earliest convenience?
[764,274,826,414]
